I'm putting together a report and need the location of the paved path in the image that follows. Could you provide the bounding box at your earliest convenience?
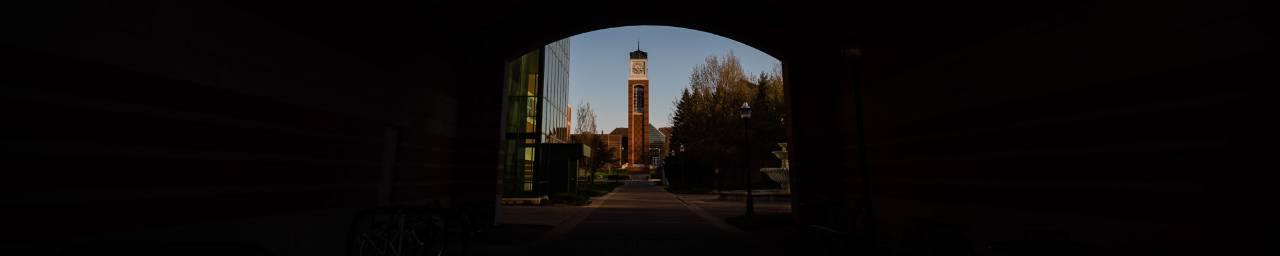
[495,183,821,256]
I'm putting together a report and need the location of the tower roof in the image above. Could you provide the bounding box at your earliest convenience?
[630,42,647,60]
[629,50,647,59]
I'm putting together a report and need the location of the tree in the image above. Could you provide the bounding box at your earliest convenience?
[584,136,617,183]
[575,101,597,136]
[668,52,786,190]
[573,102,616,183]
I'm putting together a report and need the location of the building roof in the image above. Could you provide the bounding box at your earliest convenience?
[647,124,665,145]
[609,127,629,136]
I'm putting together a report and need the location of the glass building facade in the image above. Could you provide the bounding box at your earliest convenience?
[502,38,570,197]
[542,39,570,144]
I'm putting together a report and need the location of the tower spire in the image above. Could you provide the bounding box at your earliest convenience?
[636,40,640,51]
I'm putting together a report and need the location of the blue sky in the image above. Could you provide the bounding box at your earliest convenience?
[568,25,780,131]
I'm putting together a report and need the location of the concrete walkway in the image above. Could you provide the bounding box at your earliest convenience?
[477,183,828,256]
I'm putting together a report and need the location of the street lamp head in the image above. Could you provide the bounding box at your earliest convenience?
[739,102,752,119]
[680,144,686,152]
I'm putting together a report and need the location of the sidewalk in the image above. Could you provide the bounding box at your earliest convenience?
[473,183,833,256]
[671,192,792,223]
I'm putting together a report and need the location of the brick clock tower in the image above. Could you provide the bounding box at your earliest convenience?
[626,48,649,166]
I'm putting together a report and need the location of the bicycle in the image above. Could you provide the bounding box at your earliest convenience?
[345,207,476,256]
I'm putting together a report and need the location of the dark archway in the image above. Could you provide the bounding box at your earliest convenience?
[495,23,794,216]
[4,1,1274,255]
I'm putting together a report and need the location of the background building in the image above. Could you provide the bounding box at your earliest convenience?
[608,127,628,166]
[646,123,666,163]
[566,104,572,139]
[658,127,673,155]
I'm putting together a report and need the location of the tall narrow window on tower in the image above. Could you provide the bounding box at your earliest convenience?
[633,85,644,113]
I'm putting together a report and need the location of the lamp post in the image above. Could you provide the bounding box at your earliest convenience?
[667,146,676,187]
[670,145,680,186]
[740,102,754,218]
[714,168,720,193]
[677,144,685,189]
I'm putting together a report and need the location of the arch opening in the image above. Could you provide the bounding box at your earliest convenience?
[495,26,795,221]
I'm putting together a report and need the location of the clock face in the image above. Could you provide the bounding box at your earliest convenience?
[632,62,645,74]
